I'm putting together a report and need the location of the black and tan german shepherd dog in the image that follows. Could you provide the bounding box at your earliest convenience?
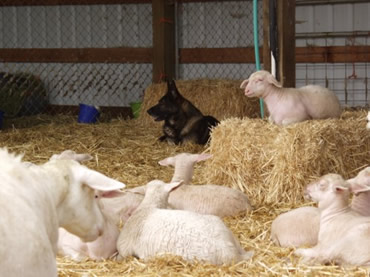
[147,80,219,145]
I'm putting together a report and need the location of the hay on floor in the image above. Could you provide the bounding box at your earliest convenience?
[138,79,261,125]
[200,110,370,206]
[1,111,370,276]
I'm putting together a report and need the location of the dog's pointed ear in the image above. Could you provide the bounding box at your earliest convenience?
[167,79,180,99]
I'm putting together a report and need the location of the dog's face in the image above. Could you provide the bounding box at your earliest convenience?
[147,80,183,121]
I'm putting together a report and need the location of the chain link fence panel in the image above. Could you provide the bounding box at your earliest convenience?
[0,3,153,118]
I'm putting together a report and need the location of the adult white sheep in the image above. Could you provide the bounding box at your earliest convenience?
[240,70,342,125]
[0,148,126,276]
[271,168,370,248]
[294,173,370,266]
[157,152,252,217]
[116,180,253,265]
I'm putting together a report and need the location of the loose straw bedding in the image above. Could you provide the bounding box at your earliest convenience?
[0,108,369,276]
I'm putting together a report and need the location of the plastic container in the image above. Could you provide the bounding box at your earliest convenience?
[78,104,100,123]
[0,110,3,129]
[130,101,142,119]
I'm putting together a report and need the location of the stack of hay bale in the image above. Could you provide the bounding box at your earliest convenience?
[201,110,370,206]
[139,79,370,208]
[138,79,261,125]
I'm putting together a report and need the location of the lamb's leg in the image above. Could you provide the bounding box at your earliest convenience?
[294,247,322,265]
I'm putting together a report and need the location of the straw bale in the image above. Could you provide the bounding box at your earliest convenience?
[200,110,370,207]
[1,112,370,276]
[138,79,261,125]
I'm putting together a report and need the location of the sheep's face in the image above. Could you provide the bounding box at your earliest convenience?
[62,180,105,242]
[51,160,125,242]
[305,174,349,209]
[143,180,183,208]
[240,71,282,98]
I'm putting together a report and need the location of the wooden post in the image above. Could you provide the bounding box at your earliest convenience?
[262,0,271,73]
[152,0,176,83]
[277,0,296,87]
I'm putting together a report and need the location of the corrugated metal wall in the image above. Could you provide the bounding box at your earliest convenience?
[178,0,262,80]
[0,1,368,112]
[296,2,370,106]
[0,3,153,108]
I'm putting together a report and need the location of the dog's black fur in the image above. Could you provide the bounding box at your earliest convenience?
[147,80,219,145]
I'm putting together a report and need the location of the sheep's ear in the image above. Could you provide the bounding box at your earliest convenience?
[240,79,249,89]
[76,167,126,191]
[349,182,370,194]
[50,150,93,162]
[164,180,184,193]
[266,74,282,88]
[334,184,349,193]
[98,190,125,198]
[195,153,213,163]
[158,157,174,166]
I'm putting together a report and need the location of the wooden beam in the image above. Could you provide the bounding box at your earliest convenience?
[296,46,370,63]
[0,46,369,64]
[0,0,249,5]
[277,0,295,87]
[152,0,176,83]
[0,0,151,6]
[0,48,152,63]
[180,47,263,64]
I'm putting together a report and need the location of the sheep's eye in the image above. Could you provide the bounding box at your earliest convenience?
[318,183,326,190]
[94,194,99,199]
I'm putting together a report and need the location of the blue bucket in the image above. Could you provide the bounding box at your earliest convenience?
[0,110,3,129]
[78,104,100,124]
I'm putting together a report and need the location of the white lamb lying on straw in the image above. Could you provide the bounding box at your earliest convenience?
[116,179,253,265]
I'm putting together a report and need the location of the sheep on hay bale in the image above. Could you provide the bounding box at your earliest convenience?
[138,79,261,125]
[200,110,370,207]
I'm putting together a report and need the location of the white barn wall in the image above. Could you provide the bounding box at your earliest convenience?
[0,2,368,108]
[296,2,370,107]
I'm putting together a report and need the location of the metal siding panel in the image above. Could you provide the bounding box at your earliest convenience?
[60,6,75,48]
[31,6,47,48]
[75,5,91,48]
[353,3,370,31]
[137,4,152,47]
[333,4,353,32]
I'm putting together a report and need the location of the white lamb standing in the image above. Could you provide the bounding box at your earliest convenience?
[0,148,126,277]
[116,180,253,265]
[51,150,130,261]
[240,70,342,125]
[157,152,252,217]
[294,173,370,266]
[271,168,370,248]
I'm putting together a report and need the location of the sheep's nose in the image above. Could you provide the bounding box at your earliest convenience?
[303,187,310,199]
[98,227,104,237]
